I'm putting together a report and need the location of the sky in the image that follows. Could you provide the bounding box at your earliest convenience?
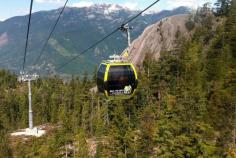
[0,0,216,21]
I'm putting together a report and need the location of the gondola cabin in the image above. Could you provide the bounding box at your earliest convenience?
[97,56,138,100]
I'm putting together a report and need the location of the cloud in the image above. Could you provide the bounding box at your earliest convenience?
[71,1,94,8]
[166,0,211,9]
[16,8,29,15]
[35,0,64,4]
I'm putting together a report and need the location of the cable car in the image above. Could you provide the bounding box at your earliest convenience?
[97,55,138,100]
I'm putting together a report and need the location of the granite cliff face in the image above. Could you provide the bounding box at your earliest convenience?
[124,14,190,67]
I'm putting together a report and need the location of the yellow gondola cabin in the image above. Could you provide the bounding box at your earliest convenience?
[97,55,138,100]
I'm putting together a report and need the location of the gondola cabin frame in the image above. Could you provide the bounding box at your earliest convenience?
[97,61,138,100]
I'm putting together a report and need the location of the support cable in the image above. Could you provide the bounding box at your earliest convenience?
[22,0,34,71]
[55,0,161,71]
[33,0,69,66]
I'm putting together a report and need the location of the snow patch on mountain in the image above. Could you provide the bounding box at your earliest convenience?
[142,10,160,16]
[87,14,96,19]
[72,3,134,15]
[72,1,94,8]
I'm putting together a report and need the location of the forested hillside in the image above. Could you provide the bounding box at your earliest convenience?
[0,0,235,157]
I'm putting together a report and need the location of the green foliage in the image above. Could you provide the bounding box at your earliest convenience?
[76,129,90,157]
[0,132,12,158]
[185,19,195,31]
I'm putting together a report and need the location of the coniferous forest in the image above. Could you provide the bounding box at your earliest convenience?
[0,0,236,157]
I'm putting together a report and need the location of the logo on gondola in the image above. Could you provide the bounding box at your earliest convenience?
[124,85,132,94]
[109,86,132,95]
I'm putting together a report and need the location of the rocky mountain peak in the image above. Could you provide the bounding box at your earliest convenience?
[124,14,191,67]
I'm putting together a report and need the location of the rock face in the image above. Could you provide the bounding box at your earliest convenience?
[125,14,190,67]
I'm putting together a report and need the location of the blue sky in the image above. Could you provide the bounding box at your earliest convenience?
[0,0,216,21]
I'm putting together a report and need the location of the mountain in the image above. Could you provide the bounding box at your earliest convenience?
[124,14,190,67]
[0,5,190,75]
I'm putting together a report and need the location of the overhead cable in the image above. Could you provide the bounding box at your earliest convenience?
[55,0,161,71]
[33,0,69,66]
[22,0,34,71]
